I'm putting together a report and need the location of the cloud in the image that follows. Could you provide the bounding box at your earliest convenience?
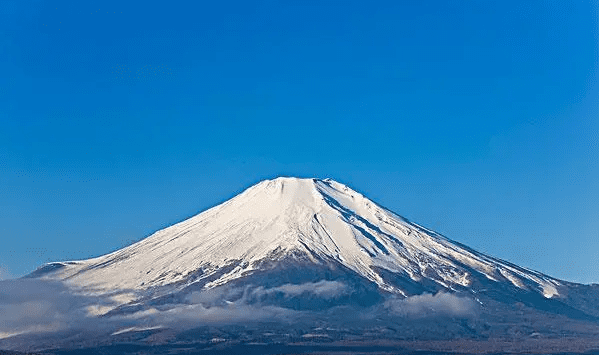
[244,280,348,302]
[0,280,345,342]
[179,281,347,324]
[0,279,92,338]
[186,281,348,308]
[186,285,239,306]
[0,278,138,341]
[155,303,298,326]
[384,292,475,318]
[266,280,348,298]
[0,279,481,355]
[0,278,474,347]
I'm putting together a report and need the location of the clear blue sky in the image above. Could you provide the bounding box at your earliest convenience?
[1,1,597,283]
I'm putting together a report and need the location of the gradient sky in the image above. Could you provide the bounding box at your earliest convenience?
[1,1,598,283]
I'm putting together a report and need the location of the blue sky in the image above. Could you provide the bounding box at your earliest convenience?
[1,0,597,283]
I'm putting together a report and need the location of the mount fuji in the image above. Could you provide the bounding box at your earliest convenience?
[2,177,599,354]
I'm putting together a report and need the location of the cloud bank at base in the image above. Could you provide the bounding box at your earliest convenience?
[0,278,474,341]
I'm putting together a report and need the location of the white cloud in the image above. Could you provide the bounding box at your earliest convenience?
[250,280,348,299]
[0,279,474,346]
[0,280,330,341]
[186,281,348,308]
[157,303,297,325]
[0,279,123,339]
[384,292,475,318]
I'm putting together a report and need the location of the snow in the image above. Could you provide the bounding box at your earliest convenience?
[37,177,561,300]
[111,326,163,336]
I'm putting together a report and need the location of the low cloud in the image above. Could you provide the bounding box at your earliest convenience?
[0,280,348,343]
[384,292,475,318]
[187,281,348,307]
[0,279,475,349]
[248,280,348,300]
[266,280,347,298]
[186,284,242,306]
[0,279,102,338]
[0,278,150,343]
[156,303,297,326]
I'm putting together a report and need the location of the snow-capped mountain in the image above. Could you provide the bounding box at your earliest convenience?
[37,177,561,298]
[4,177,599,354]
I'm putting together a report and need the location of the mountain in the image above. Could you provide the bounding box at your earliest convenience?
[3,177,599,354]
[31,177,562,296]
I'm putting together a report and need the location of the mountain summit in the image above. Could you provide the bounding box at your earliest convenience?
[40,177,560,298]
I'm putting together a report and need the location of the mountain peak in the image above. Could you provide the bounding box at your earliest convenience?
[252,176,345,194]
